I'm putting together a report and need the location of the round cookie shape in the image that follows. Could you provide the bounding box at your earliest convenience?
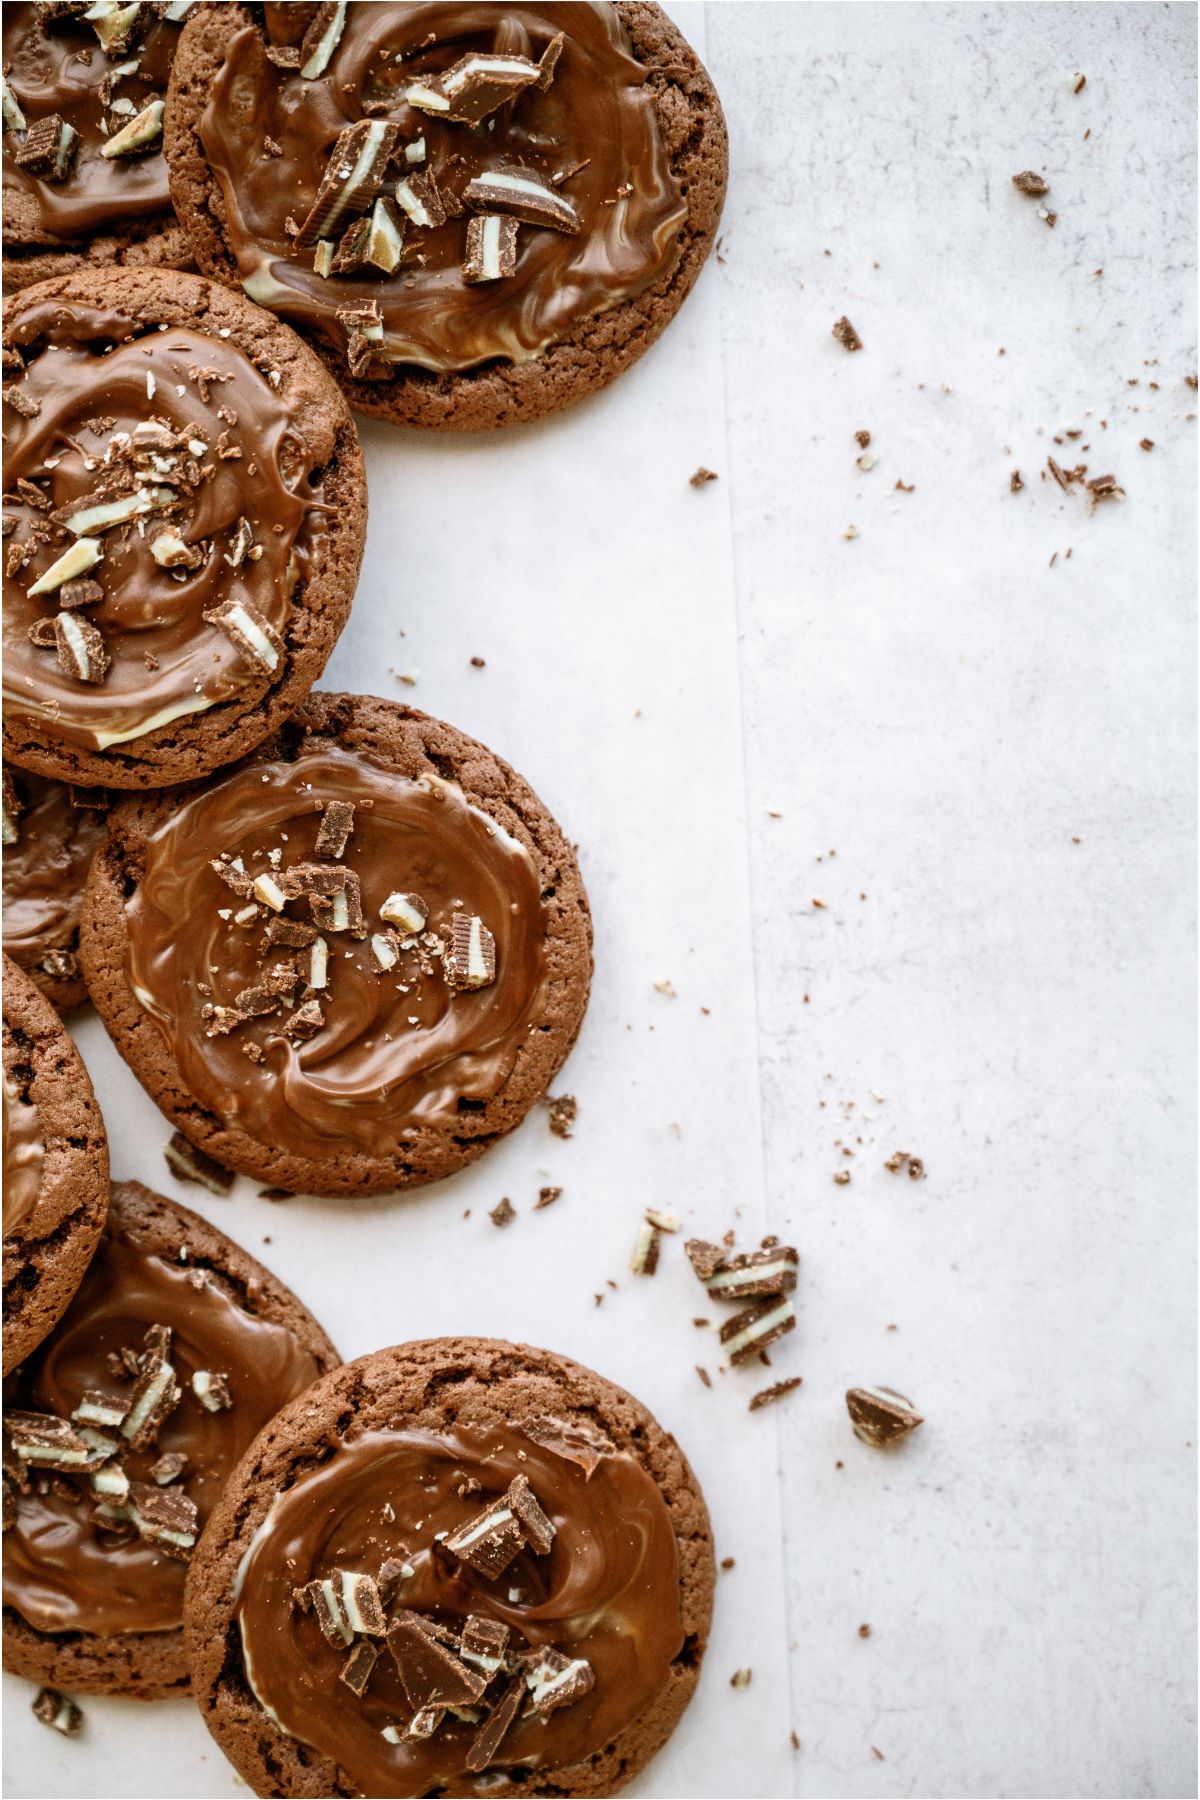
[3,954,108,1374]
[184,1337,714,1797]
[80,692,593,1196]
[2,268,367,790]
[164,2,728,430]
[3,1178,340,1699]
[2,1,196,294]
[3,766,109,1012]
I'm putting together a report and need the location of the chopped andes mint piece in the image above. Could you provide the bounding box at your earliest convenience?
[832,315,863,351]
[233,983,282,1018]
[330,215,371,275]
[59,577,105,609]
[684,1237,727,1282]
[286,998,325,1040]
[120,1347,181,1450]
[201,1002,249,1037]
[164,1129,236,1194]
[645,1207,679,1232]
[296,119,399,246]
[463,168,580,235]
[224,516,255,569]
[444,1491,525,1579]
[305,935,330,989]
[520,1413,614,1478]
[2,72,27,134]
[266,915,317,948]
[202,597,284,673]
[412,49,543,126]
[705,1244,799,1300]
[86,0,149,52]
[369,929,401,973]
[443,912,496,990]
[15,114,78,180]
[463,213,520,284]
[630,1223,662,1275]
[100,97,164,159]
[523,1646,595,1715]
[1012,169,1050,195]
[1086,472,1124,500]
[39,612,109,685]
[149,527,204,570]
[314,798,355,858]
[310,869,364,934]
[846,1386,923,1447]
[730,1667,753,1691]
[719,1296,796,1365]
[71,1390,129,1431]
[150,1452,187,1485]
[4,385,41,419]
[212,854,253,896]
[262,961,302,1000]
[90,1462,129,1500]
[7,1412,103,1471]
[407,1706,446,1739]
[489,1196,516,1228]
[386,1611,488,1709]
[53,485,176,537]
[300,0,347,78]
[546,1093,576,1138]
[749,1377,803,1412]
[460,1615,510,1677]
[465,1673,525,1772]
[31,1688,82,1736]
[191,1369,233,1412]
[251,872,287,910]
[295,1570,387,1645]
[535,1185,562,1209]
[507,1474,555,1554]
[340,1638,380,1696]
[343,196,406,274]
[380,891,427,933]
[280,861,344,898]
[26,538,103,597]
[126,1480,198,1560]
[395,171,447,230]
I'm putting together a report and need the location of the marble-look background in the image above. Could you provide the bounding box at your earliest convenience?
[4,5,1196,1799]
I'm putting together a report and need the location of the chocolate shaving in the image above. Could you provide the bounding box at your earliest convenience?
[749,1377,803,1412]
[465,1675,524,1772]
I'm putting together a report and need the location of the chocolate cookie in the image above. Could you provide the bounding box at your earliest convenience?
[185,1336,714,1797]
[3,1178,339,1698]
[2,1,197,294]
[3,767,109,1012]
[3,955,108,1374]
[163,2,728,429]
[2,268,367,790]
[79,692,593,1196]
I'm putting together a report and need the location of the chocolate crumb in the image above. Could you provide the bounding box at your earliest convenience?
[689,467,719,488]
[164,1131,235,1196]
[470,655,486,668]
[31,1688,82,1735]
[1012,169,1050,196]
[489,1197,516,1228]
[1010,469,1025,492]
[695,1366,712,1388]
[720,1556,735,1570]
[858,1623,872,1639]
[749,1377,803,1412]
[832,315,863,352]
[546,1093,576,1139]
[791,1731,801,1752]
[854,429,871,448]
[730,1668,753,1690]
[534,1186,562,1210]
[1139,438,1154,451]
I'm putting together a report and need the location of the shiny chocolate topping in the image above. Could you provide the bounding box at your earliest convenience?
[234,1422,684,1797]
[2,2,185,244]
[2,1069,44,1239]
[3,1223,323,1637]
[124,745,550,1162]
[3,298,323,753]
[3,770,106,972]
[199,3,687,373]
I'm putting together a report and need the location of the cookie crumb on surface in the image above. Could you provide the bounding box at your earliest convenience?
[32,1688,82,1736]
[489,1197,516,1228]
[832,315,863,351]
[546,1093,577,1139]
[689,466,719,487]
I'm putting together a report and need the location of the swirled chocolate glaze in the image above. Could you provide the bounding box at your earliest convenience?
[2,1070,44,1239]
[2,3,183,243]
[3,1225,323,1637]
[3,298,322,752]
[234,1423,683,1797]
[124,746,550,1161]
[3,772,106,972]
[199,3,687,372]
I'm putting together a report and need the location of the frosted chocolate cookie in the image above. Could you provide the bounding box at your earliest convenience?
[3,1179,339,1698]
[3,767,108,1012]
[164,3,727,429]
[185,1337,714,1797]
[2,268,366,790]
[3,955,108,1374]
[2,1,197,294]
[80,693,593,1196]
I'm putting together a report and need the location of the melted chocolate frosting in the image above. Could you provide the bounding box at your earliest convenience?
[199,3,687,372]
[3,1225,323,1637]
[2,1070,44,1239]
[124,746,550,1161]
[234,1423,684,1797]
[3,772,106,971]
[2,3,182,244]
[3,298,323,753]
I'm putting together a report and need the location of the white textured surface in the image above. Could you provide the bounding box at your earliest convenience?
[4,4,1197,1798]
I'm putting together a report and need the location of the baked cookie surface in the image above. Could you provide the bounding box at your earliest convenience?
[164,2,728,428]
[3,768,108,1012]
[2,269,366,789]
[80,693,593,1196]
[3,1178,339,1698]
[2,954,108,1374]
[185,1336,714,1797]
[1,1,197,293]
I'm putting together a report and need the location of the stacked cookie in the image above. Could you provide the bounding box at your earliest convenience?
[3,4,728,1793]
